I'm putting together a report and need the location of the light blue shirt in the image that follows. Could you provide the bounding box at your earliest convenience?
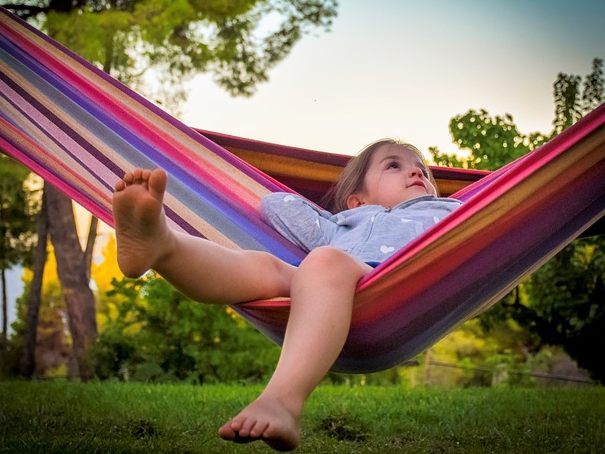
[261,193,462,263]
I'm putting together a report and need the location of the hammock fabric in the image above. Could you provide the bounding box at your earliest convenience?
[1,8,604,373]
[195,128,490,204]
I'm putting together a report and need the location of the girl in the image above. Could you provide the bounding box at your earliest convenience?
[112,139,461,451]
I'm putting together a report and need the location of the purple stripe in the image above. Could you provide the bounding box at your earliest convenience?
[0,84,215,241]
[353,166,604,371]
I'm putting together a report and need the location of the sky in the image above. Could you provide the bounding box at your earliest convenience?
[4,0,605,330]
[182,0,605,157]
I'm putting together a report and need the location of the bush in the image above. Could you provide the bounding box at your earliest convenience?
[93,274,280,383]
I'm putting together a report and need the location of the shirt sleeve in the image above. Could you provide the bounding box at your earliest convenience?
[260,193,338,252]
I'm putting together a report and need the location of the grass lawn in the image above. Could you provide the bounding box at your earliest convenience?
[1,381,603,453]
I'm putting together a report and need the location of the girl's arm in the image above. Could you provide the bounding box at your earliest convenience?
[261,193,338,252]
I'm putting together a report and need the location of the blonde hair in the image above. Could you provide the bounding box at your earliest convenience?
[323,139,437,213]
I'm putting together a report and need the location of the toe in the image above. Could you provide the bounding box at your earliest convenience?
[250,420,269,438]
[218,423,236,440]
[123,172,134,185]
[229,417,244,432]
[148,169,167,200]
[142,169,151,189]
[238,418,256,437]
[132,168,143,184]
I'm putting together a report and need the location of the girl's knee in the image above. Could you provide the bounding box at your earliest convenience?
[301,247,367,277]
[302,246,345,266]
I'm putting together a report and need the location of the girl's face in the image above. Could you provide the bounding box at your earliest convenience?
[347,144,437,209]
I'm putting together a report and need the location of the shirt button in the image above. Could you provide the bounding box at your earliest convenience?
[385,207,391,212]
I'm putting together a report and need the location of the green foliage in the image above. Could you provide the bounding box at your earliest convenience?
[0,155,38,270]
[93,273,280,383]
[551,58,604,134]
[524,238,605,380]
[0,155,38,359]
[582,58,604,113]
[553,73,583,134]
[406,318,551,388]
[8,0,338,109]
[431,110,548,171]
[4,250,72,377]
[432,59,603,170]
[431,58,605,383]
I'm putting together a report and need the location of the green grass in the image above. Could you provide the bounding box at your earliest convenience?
[1,381,604,453]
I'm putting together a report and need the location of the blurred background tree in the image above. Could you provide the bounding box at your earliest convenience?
[0,156,38,369]
[430,58,604,384]
[93,274,281,383]
[4,0,338,106]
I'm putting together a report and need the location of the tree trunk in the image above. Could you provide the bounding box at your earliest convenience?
[1,268,6,337]
[1,268,7,362]
[18,190,49,378]
[84,216,98,281]
[45,185,97,381]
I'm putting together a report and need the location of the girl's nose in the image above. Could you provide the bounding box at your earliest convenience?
[408,166,423,177]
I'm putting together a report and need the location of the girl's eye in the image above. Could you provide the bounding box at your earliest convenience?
[387,161,400,169]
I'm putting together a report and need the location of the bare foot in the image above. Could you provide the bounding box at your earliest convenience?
[112,168,173,278]
[218,395,301,451]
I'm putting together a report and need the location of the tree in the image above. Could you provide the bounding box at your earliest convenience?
[12,242,76,377]
[3,0,337,378]
[44,184,98,380]
[93,273,280,383]
[431,58,605,383]
[5,0,338,102]
[0,155,37,363]
[431,109,548,170]
[522,239,605,381]
[18,187,48,377]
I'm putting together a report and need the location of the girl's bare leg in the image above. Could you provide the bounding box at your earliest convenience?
[114,170,370,450]
[219,247,371,451]
[112,168,294,303]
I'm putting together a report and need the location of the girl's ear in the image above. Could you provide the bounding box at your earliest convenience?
[346,193,365,209]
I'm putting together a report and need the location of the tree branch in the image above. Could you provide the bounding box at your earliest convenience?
[84,216,98,281]
[2,4,49,19]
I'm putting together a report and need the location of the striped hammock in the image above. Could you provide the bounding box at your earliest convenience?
[1,8,604,373]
